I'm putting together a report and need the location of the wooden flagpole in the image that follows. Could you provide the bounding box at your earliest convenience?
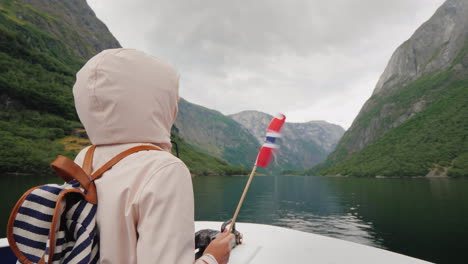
[228,165,258,233]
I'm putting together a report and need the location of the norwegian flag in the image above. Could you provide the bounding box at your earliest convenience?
[255,114,286,168]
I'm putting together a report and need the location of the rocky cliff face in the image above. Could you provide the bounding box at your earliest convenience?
[16,0,121,59]
[344,0,468,155]
[373,0,467,97]
[314,0,468,177]
[230,111,344,170]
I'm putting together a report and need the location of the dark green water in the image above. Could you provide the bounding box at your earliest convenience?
[192,176,468,264]
[2,175,468,264]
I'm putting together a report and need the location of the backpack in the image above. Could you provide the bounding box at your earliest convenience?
[7,145,161,264]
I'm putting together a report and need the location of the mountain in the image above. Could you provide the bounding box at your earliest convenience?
[170,131,248,176]
[0,0,246,176]
[230,111,345,171]
[13,0,121,59]
[0,0,112,174]
[175,99,260,168]
[311,0,468,177]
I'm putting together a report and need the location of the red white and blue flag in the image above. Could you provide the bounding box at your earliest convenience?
[255,114,286,168]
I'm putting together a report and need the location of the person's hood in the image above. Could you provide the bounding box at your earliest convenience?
[73,48,179,151]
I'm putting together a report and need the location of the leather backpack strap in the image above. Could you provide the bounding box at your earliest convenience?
[51,146,96,191]
[51,156,98,204]
[82,145,96,175]
[51,157,94,193]
[86,145,161,204]
[50,145,162,204]
[91,145,162,180]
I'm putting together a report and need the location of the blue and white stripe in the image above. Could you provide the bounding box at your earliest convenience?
[11,180,99,264]
[263,132,281,149]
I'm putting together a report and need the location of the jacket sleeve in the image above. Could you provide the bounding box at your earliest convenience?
[136,161,195,264]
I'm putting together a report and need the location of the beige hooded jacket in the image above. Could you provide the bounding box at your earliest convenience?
[72,49,213,264]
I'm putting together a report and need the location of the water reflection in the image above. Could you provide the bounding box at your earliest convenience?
[275,212,381,247]
[194,176,382,248]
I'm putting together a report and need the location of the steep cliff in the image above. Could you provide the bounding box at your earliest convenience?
[230,110,344,170]
[372,0,466,97]
[312,0,468,177]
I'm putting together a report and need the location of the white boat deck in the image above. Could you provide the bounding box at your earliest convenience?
[1,222,433,263]
[196,222,433,264]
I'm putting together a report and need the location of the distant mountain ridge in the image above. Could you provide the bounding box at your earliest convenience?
[312,0,468,177]
[175,99,260,168]
[230,110,344,170]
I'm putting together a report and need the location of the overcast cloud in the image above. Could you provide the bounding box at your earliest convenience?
[87,0,445,129]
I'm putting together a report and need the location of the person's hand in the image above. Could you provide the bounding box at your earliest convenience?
[203,232,235,264]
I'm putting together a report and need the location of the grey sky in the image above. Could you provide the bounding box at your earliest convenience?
[87,0,445,129]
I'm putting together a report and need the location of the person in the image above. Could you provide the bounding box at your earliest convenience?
[72,48,234,264]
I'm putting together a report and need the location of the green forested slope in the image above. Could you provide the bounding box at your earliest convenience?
[0,0,84,173]
[171,131,248,176]
[309,0,468,177]
[0,0,247,175]
[306,41,468,177]
[311,68,468,177]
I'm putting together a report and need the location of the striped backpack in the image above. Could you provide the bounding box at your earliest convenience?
[7,145,160,264]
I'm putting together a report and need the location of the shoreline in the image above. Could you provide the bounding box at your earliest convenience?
[320,174,453,179]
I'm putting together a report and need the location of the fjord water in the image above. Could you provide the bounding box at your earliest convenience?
[193,176,468,264]
[2,175,468,263]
